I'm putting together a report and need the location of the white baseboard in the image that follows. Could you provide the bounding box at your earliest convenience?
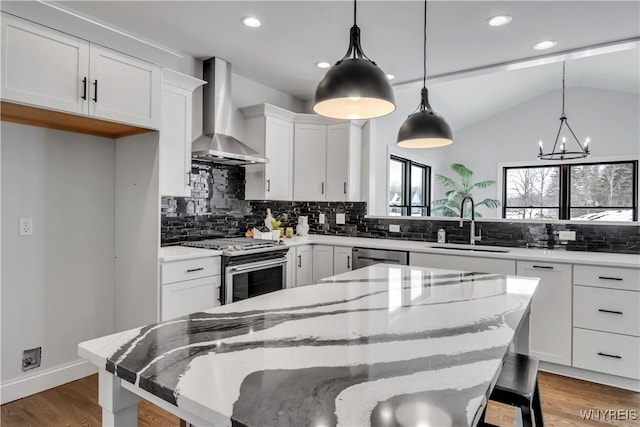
[0,359,98,404]
[540,361,640,392]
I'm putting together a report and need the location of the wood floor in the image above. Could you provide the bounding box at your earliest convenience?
[1,372,638,426]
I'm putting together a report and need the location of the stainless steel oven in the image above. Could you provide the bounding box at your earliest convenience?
[223,249,288,304]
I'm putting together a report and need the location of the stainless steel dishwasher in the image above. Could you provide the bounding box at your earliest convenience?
[352,247,409,269]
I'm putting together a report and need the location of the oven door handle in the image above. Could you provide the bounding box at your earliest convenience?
[227,258,287,273]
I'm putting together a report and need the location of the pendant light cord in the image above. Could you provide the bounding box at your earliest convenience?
[561,61,566,116]
[423,0,427,89]
[354,0,357,27]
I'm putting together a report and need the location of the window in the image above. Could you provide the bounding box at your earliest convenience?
[503,161,637,221]
[389,156,430,216]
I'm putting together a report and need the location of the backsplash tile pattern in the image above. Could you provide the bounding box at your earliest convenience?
[161,164,639,253]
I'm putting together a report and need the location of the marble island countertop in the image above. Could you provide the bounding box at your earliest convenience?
[79,265,539,426]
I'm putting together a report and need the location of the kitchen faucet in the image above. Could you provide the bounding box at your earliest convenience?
[459,196,482,245]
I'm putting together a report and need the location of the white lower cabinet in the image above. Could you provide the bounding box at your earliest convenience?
[161,276,220,321]
[410,252,516,275]
[295,245,313,286]
[572,264,640,380]
[312,245,334,281]
[333,246,353,275]
[517,261,572,366]
[160,256,221,320]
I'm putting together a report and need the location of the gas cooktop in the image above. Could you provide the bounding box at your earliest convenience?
[182,237,285,255]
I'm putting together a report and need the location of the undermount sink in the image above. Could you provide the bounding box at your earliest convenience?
[430,245,511,254]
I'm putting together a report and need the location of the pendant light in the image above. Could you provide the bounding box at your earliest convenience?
[538,61,591,160]
[313,0,395,120]
[396,0,453,148]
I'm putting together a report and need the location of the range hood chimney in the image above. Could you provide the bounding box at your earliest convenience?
[191,58,268,165]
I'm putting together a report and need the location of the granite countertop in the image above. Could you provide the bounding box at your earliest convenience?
[79,264,539,426]
[158,246,223,262]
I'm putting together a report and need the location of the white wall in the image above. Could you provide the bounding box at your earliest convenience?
[367,82,449,215]
[445,87,640,217]
[1,123,115,401]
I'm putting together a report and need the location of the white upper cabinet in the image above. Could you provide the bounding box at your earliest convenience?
[326,123,361,201]
[293,123,328,201]
[1,14,89,114]
[88,45,160,129]
[242,104,295,201]
[1,14,160,129]
[159,69,206,197]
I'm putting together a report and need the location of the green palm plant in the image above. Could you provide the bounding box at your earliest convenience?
[431,163,500,217]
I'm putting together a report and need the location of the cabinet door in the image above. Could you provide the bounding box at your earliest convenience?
[1,15,89,114]
[312,245,334,281]
[286,248,296,288]
[326,123,350,201]
[265,116,294,200]
[159,84,191,197]
[295,246,313,286]
[517,261,572,366]
[333,246,353,275]
[89,45,160,128]
[293,124,326,201]
[161,275,220,321]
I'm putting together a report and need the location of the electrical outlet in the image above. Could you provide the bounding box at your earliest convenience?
[319,213,326,224]
[389,224,400,233]
[336,213,346,225]
[19,218,33,236]
[22,347,41,371]
[558,230,576,241]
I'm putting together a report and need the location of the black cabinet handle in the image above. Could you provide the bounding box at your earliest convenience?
[93,80,98,102]
[187,267,204,273]
[347,255,351,269]
[597,352,622,359]
[598,276,623,281]
[81,77,87,100]
[598,309,623,315]
[266,179,271,192]
[298,255,302,268]
[343,182,347,194]
[321,182,324,195]
[532,265,554,270]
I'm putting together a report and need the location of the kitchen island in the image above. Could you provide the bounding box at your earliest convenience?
[78,264,539,426]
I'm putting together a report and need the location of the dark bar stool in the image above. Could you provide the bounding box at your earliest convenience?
[481,353,544,427]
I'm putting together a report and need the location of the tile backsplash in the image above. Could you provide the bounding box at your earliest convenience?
[161,164,639,254]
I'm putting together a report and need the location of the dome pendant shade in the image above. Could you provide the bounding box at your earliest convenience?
[313,21,395,120]
[313,57,396,119]
[397,87,452,148]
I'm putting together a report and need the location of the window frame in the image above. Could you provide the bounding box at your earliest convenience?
[502,160,638,221]
[389,155,431,216]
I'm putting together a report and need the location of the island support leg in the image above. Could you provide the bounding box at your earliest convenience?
[514,307,531,356]
[99,369,140,426]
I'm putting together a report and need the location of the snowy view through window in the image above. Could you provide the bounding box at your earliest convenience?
[504,162,636,221]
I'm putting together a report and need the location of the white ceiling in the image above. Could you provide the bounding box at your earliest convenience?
[35,1,640,127]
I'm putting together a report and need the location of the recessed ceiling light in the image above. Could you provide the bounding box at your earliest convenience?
[386,73,395,80]
[487,15,512,27]
[242,16,262,28]
[533,40,557,51]
[315,61,331,69]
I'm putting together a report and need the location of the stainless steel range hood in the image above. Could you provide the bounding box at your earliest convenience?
[191,58,268,165]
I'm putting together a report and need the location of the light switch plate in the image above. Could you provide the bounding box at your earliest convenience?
[389,224,400,233]
[319,213,325,224]
[558,230,576,241]
[336,213,346,225]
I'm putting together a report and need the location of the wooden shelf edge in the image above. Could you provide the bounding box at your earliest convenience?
[0,101,153,138]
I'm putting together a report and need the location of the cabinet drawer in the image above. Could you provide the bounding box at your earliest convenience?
[161,276,220,321]
[574,285,640,336]
[574,265,639,291]
[573,328,640,380]
[161,257,220,284]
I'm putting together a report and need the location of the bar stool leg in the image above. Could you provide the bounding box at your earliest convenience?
[520,405,533,427]
[533,380,544,427]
